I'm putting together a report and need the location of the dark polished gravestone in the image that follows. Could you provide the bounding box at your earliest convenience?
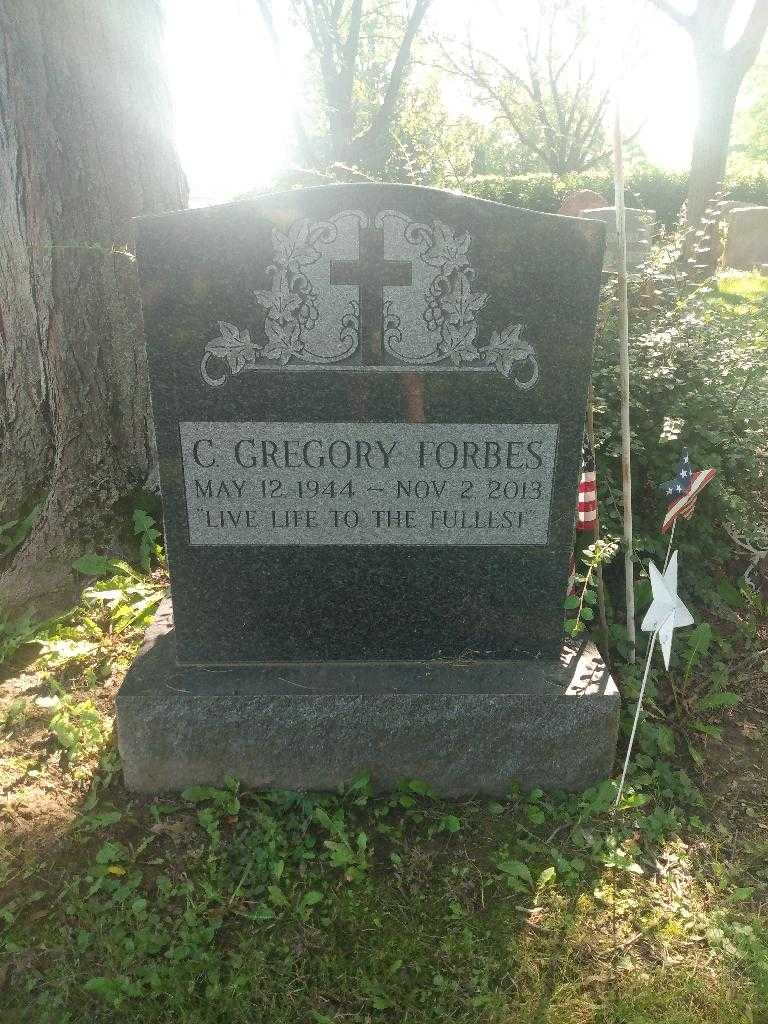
[117,183,619,795]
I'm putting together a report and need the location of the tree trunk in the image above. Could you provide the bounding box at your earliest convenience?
[686,56,740,233]
[649,0,768,266]
[0,0,187,615]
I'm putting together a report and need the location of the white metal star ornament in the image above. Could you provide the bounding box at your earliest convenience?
[640,551,694,669]
[615,548,694,806]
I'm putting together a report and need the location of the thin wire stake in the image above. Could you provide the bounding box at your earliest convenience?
[662,519,677,572]
[615,628,658,806]
[613,106,636,664]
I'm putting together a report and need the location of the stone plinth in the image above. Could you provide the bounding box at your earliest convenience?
[116,600,620,796]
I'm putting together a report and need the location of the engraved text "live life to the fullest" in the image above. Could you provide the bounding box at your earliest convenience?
[179,422,558,547]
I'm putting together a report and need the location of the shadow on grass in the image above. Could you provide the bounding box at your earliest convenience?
[0,769,764,1024]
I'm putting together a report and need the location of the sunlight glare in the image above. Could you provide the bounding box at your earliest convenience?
[162,0,758,204]
[164,0,300,206]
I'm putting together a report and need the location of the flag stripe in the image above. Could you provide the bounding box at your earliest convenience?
[576,431,598,534]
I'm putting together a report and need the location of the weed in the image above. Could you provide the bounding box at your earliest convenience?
[74,556,165,634]
[46,695,109,761]
[0,611,38,665]
[565,535,620,637]
[132,508,163,571]
[0,504,41,559]
[0,698,27,733]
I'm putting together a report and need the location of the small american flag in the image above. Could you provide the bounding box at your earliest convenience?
[577,432,598,532]
[660,447,716,534]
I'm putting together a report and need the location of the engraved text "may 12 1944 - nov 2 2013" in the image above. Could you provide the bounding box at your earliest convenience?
[180,421,558,547]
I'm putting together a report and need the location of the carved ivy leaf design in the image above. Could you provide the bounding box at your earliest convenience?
[423,219,472,275]
[263,314,302,363]
[445,274,488,320]
[484,323,534,378]
[463,286,488,318]
[227,352,247,374]
[205,322,255,375]
[442,324,479,363]
[255,273,304,319]
[272,220,322,271]
[219,321,240,343]
[255,220,329,365]
[435,274,488,363]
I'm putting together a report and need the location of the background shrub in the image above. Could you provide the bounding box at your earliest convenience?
[591,248,768,613]
[461,167,768,227]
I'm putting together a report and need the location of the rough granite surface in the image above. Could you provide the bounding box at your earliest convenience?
[117,601,620,796]
[136,184,606,665]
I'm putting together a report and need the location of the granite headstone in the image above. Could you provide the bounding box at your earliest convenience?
[117,184,619,795]
[723,205,768,273]
[558,189,606,218]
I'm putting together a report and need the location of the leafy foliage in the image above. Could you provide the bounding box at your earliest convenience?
[560,207,767,767]
[1,503,766,1022]
[132,508,163,571]
[730,60,768,174]
[260,0,432,175]
[436,1,614,176]
[0,611,38,664]
[2,754,766,1021]
[0,503,41,559]
[462,167,768,227]
[80,565,165,636]
[565,536,619,637]
[47,696,109,761]
[592,232,768,612]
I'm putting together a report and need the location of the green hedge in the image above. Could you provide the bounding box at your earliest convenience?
[461,168,768,227]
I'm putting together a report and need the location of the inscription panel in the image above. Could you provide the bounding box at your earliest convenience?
[181,421,558,547]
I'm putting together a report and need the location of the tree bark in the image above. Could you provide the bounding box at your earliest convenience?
[0,0,187,615]
[648,0,768,254]
[686,57,740,231]
[348,0,432,169]
[648,1,768,268]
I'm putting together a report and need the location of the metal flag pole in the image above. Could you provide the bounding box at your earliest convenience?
[613,106,636,664]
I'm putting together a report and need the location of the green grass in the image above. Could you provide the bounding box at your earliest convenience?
[2,751,767,1022]
[716,271,768,305]
[1,556,767,1022]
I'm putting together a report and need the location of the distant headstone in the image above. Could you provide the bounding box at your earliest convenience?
[723,205,768,273]
[709,200,745,265]
[116,185,618,795]
[558,190,606,218]
[581,207,656,273]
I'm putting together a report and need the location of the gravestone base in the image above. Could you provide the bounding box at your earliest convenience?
[116,600,619,796]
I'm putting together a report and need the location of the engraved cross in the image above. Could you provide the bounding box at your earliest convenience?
[330,222,413,364]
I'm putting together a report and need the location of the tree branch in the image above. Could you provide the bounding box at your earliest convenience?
[646,0,693,30]
[728,0,768,71]
[337,0,363,140]
[360,0,432,146]
[254,0,280,49]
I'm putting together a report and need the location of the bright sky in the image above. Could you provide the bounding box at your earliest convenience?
[163,0,756,206]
